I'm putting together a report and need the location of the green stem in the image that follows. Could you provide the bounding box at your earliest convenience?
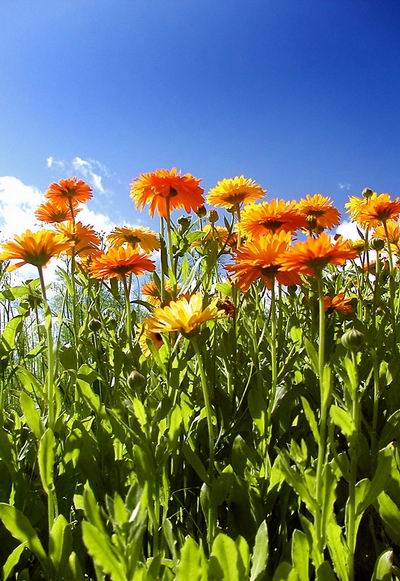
[383,220,397,349]
[122,276,133,350]
[165,199,177,297]
[160,217,166,303]
[266,277,277,445]
[191,336,215,546]
[315,275,327,561]
[38,267,55,430]
[347,351,360,581]
[371,253,381,457]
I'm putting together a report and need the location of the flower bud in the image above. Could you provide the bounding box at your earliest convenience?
[370,238,385,252]
[177,216,191,231]
[341,329,365,352]
[89,318,102,332]
[362,187,374,200]
[195,205,207,218]
[209,210,219,224]
[127,370,146,391]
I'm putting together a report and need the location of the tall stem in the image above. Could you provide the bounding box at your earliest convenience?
[315,275,327,561]
[159,217,166,303]
[347,351,360,581]
[38,267,55,430]
[165,199,177,298]
[122,276,132,350]
[266,277,277,444]
[383,220,397,350]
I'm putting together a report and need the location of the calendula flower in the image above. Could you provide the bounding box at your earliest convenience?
[56,221,101,257]
[373,220,400,246]
[324,294,353,314]
[207,176,265,209]
[0,229,71,271]
[297,194,340,231]
[278,233,357,277]
[345,196,370,222]
[107,226,160,253]
[147,293,223,336]
[130,168,204,217]
[357,193,400,227]
[240,200,307,238]
[226,232,299,291]
[141,280,176,305]
[89,247,155,279]
[138,321,164,357]
[192,225,236,249]
[45,177,93,205]
[35,200,80,224]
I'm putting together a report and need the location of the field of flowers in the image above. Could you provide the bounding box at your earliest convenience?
[0,170,399,580]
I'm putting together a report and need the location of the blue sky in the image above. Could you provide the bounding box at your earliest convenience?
[1,0,400,229]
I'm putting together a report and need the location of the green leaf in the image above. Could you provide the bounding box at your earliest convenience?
[379,410,400,447]
[291,529,309,581]
[326,521,349,581]
[176,537,207,581]
[82,521,126,581]
[377,492,400,545]
[236,536,250,579]
[371,550,393,581]
[66,551,85,581]
[16,366,44,398]
[330,406,355,439]
[250,520,269,581]
[38,428,55,495]
[168,405,182,451]
[272,561,296,580]
[49,514,72,577]
[343,356,358,397]
[356,444,393,517]
[301,397,320,445]
[20,392,43,439]
[0,504,49,573]
[83,482,107,534]
[316,562,337,581]
[210,533,244,581]
[2,542,27,580]
[182,442,209,483]
[0,315,23,353]
[304,338,318,374]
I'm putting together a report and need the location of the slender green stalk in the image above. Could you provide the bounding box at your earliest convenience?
[266,277,277,445]
[38,267,55,430]
[165,198,177,298]
[383,220,397,350]
[371,252,381,457]
[191,336,215,546]
[315,275,327,561]
[347,351,361,581]
[122,276,133,350]
[159,217,166,302]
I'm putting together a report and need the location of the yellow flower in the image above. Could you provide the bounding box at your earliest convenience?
[207,176,265,209]
[107,226,160,253]
[137,321,164,357]
[0,229,71,271]
[147,293,223,336]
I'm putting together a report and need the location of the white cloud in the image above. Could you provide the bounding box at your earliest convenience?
[71,156,107,193]
[46,156,65,170]
[336,220,364,240]
[338,182,351,191]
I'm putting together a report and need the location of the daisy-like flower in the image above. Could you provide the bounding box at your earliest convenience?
[130,168,204,218]
[56,221,101,257]
[225,232,300,291]
[0,229,71,271]
[192,225,236,249]
[297,194,340,231]
[138,321,164,357]
[324,293,353,314]
[345,195,370,222]
[373,220,400,246]
[147,293,223,336]
[45,177,93,205]
[278,233,357,277]
[207,176,265,209]
[107,226,160,253]
[89,247,155,280]
[35,200,80,224]
[141,280,178,306]
[240,200,307,239]
[357,193,400,227]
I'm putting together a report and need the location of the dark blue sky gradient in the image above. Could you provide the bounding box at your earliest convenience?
[1,0,399,222]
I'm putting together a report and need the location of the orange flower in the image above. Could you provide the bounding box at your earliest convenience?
[357,193,400,227]
[56,221,101,257]
[45,177,93,205]
[226,232,299,291]
[35,200,80,224]
[297,194,340,231]
[89,247,155,279]
[107,226,160,253]
[240,200,307,238]
[0,229,71,271]
[278,233,357,277]
[130,168,204,217]
[373,220,400,245]
[207,176,265,209]
[324,294,353,314]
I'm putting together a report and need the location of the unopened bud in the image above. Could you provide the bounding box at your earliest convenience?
[89,318,102,332]
[370,238,385,252]
[209,210,219,224]
[341,329,365,352]
[178,216,191,231]
[362,187,374,200]
[127,370,146,391]
[195,205,207,218]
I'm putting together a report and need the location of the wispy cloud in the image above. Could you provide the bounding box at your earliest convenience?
[338,182,351,191]
[46,155,111,194]
[46,156,65,170]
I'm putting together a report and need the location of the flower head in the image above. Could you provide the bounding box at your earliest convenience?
[0,229,71,271]
[278,233,357,277]
[240,200,307,238]
[35,200,80,224]
[297,194,340,231]
[324,293,353,315]
[373,219,400,246]
[345,195,370,222]
[89,247,155,279]
[130,168,204,217]
[357,193,400,227]
[56,221,101,257]
[147,293,223,336]
[226,232,299,291]
[45,178,93,205]
[207,176,265,209]
[138,321,164,357]
[107,226,160,253]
